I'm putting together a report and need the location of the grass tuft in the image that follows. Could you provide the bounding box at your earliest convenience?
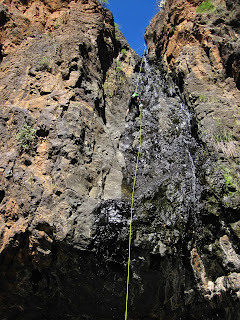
[196,0,215,13]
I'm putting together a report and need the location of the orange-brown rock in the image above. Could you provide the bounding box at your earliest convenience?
[0,1,139,318]
[1,0,240,319]
[145,0,240,315]
[145,0,240,152]
[145,0,240,211]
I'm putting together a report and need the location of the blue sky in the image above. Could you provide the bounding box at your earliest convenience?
[107,0,159,56]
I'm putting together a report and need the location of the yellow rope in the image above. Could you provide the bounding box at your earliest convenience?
[124,50,145,320]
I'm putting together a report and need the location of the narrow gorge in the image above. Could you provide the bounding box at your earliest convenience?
[0,0,240,319]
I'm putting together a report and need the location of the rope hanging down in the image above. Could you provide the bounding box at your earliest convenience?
[124,50,145,320]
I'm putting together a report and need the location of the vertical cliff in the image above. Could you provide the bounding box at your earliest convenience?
[145,0,240,161]
[144,0,240,318]
[0,0,139,318]
[0,0,240,319]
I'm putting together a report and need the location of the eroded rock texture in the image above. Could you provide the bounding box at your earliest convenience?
[144,0,240,318]
[146,0,240,154]
[0,0,239,319]
[0,0,138,318]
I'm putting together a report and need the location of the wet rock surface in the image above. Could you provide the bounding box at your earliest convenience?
[0,0,239,319]
[121,59,240,319]
[145,0,240,166]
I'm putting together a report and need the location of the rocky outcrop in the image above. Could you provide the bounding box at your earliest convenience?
[145,0,240,318]
[145,0,240,152]
[0,0,240,319]
[0,0,140,318]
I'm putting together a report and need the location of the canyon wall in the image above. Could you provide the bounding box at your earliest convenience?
[0,0,140,318]
[0,0,239,319]
[145,0,240,172]
[144,1,240,317]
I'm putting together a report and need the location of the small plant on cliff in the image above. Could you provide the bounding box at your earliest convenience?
[222,166,240,194]
[114,23,122,41]
[116,61,122,72]
[114,23,120,31]
[99,0,109,6]
[214,121,234,143]
[213,120,237,158]
[16,124,37,152]
[121,48,127,56]
[36,56,50,72]
[40,57,50,66]
[224,173,235,190]
[198,94,208,102]
[54,22,60,29]
[196,0,215,13]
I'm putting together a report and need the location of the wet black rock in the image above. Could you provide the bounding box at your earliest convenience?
[0,1,240,320]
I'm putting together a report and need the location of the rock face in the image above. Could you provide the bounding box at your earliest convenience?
[0,0,139,318]
[144,0,240,318]
[0,0,240,319]
[145,0,240,156]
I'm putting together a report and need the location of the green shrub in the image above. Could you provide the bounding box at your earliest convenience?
[224,173,234,188]
[40,57,49,65]
[121,48,127,56]
[99,0,109,6]
[196,0,215,13]
[198,94,208,102]
[214,119,234,143]
[114,23,122,41]
[214,129,233,143]
[223,171,239,193]
[114,23,120,31]
[116,61,122,72]
[36,57,50,71]
[16,124,37,152]
[221,164,240,195]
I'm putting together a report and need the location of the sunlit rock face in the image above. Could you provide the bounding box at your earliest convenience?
[0,0,240,319]
[0,0,138,318]
[145,0,240,153]
[144,0,240,318]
